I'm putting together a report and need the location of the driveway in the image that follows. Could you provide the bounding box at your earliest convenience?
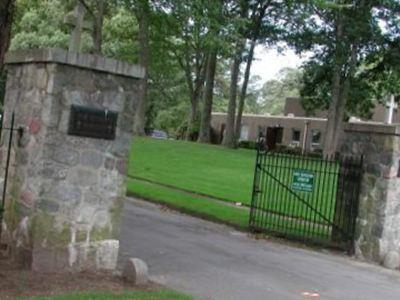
[119,198,400,300]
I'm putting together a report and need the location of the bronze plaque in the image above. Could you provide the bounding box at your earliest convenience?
[68,105,118,140]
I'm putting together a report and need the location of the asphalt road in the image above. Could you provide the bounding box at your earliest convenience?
[119,198,400,300]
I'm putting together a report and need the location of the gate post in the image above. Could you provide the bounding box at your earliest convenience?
[339,122,400,269]
[0,49,143,272]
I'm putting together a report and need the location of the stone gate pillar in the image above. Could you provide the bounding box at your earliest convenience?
[0,49,143,271]
[340,122,400,269]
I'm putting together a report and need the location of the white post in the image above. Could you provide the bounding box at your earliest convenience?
[385,94,396,124]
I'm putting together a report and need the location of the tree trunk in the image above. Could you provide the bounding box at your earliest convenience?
[198,50,217,143]
[185,53,206,141]
[235,38,256,145]
[222,40,244,148]
[92,0,105,54]
[133,0,150,136]
[0,0,15,70]
[233,1,268,146]
[323,15,345,158]
[186,98,198,140]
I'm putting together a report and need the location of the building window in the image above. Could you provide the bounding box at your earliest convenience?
[240,124,249,141]
[292,129,301,145]
[258,126,266,137]
[311,130,321,146]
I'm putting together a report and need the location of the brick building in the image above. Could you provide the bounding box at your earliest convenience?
[211,97,399,152]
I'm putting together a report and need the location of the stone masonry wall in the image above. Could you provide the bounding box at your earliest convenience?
[1,49,142,271]
[340,123,400,269]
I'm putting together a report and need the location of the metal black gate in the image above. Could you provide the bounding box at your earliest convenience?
[249,145,363,252]
[0,112,18,241]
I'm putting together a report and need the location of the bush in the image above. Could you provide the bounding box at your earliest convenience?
[273,144,323,158]
[238,140,258,149]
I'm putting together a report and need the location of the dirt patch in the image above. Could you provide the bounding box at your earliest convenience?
[0,255,159,299]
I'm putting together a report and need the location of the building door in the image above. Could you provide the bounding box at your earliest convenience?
[266,127,283,150]
[266,127,278,151]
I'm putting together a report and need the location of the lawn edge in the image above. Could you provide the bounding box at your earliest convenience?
[126,191,249,232]
[128,175,251,208]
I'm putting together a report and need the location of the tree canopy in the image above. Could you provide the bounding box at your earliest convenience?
[1,0,399,151]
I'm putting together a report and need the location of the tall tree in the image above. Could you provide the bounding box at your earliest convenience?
[0,0,15,70]
[198,50,218,142]
[131,0,150,136]
[164,0,208,140]
[235,0,273,145]
[198,0,225,143]
[288,0,398,156]
[222,1,248,148]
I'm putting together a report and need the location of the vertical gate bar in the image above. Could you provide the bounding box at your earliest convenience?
[271,152,279,232]
[264,152,274,231]
[338,156,349,244]
[304,155,312,240]
[325,155,335,241]
[301,155,310,240]
[301,156,318,239]
[0,110,3,142]
[297,153,305,240]
[249,143,262,229]
[346,157,356,250]
[254,146,266,229]
[303,157,318,239]
[336,156,346,243]
[348,156,363,254]
[256,151,269,229]
[275,153,287,233]
[282,153,291,234]
[276,154,290,234]
[259,151,270,230]
[312,156,324,240]
[329,155,341,244]
[282,153,293,235]
[305,159,319,237]
[266,152,278,232]
[316,155,336,239]
[344,157,354,242]
[313,157,333,239]
[288,155,300,233]
[0,112,15,241]
[345,158,355,253]
[307,160,321,238]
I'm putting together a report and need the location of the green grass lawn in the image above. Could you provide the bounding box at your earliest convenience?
[128,138,340,240]
[127,178,249,230]
[128,137,256,205]
[23,290,193,300]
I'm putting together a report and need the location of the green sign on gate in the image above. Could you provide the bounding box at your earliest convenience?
[292,169,315,192]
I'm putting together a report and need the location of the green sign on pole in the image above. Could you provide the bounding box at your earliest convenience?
[292,169,315,192]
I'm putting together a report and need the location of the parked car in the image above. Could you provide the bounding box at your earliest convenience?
[148,129,168,139]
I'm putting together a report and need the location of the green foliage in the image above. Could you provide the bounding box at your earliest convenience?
[152,100,188,135]
[102,8,138,62]
[10,0,72,50]
[260,67,303,115]
[287,0,400,117]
